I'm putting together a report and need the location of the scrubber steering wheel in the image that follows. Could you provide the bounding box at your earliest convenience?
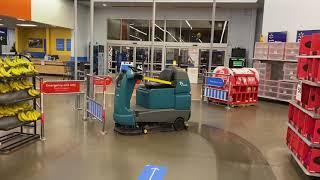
[129,66,143,80]
[129,66,142,72]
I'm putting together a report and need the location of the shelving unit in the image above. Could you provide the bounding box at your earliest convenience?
[286,35,320,176]
[0,55,42,154]
[254,42,299,102]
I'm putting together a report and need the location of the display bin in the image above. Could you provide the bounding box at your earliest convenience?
[268,43,285,60]
[279,82,297,89]
[264,91,278,98]
[278,94,292,101]
[284,74,297,81]
[254,43,269,59]
[284,62,298,70]
[258,90,265,96]
[265,80,279,87]
[265,85,278,93]
[279,88,295,95]
[203,67,259,106]
[285,43,300,60]
[259,85,265,92]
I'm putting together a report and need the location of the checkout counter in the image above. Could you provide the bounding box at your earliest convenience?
[32,55,70,76]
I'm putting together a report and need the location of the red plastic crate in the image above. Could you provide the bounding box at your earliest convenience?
[300,35,312,55]
[311,34,320,55]
[302,115,316,139]
[297,58,309,80]
[291,133,300,154]
[307,149,320,173]
[298,140,310,164]
[300,83,312,107]
[292,106,300,127]
[287,128,293,145]
[306,86,320,111]
[288,104,295,123]
[297,110,305,132]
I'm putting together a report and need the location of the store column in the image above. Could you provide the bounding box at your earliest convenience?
[74,0,78,79]
[45,28,50,55]
[208,0,216,72]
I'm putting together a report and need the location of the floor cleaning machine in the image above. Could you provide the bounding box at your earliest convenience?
[113,66,191,135]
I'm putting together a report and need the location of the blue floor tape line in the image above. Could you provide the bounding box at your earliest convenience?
[138,165,168,180]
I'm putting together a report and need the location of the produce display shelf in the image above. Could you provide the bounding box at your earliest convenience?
[301,80,320,87]
[287,122,320,148]
[0,132,40,154]
[253,58,298,63]
[0,116,39,131]
[297,55,320,59]
[290,101,320,119]
[0,90,40,106]
[0,96,40,106]
[0,74,38,82]
[288,148,320,177]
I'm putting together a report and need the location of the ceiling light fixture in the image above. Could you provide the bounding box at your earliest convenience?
[102,3,107,7]
[16,24,37,27]
[17,18,26,21]
[185,20,192,30]
[0,24,4,26]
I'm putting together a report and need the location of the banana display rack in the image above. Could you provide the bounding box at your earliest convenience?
[0,54,43,154]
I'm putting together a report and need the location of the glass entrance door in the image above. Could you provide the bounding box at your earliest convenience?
[107,44,163,74]
[107,45,134,73]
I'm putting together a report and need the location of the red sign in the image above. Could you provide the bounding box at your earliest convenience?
[93,76,113,86]
[41,81,81,94]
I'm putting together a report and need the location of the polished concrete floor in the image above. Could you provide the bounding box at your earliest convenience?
[0,80,313,180]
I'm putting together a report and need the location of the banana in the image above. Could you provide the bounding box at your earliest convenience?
[0,67,11,77]
[4,57,14,67]
[31,111,38,120]
[17,113,24,121]
[32,89,40,96]
[28,89,35,96]
[28,89,39,96]
[21,112,29,121]
[28,64,38,74]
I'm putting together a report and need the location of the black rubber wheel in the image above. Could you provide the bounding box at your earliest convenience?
[173,118,186,131]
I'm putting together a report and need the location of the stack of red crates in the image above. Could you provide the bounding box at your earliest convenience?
[209,67,259,106]
[230,73,259,105]
[286,34,320,175]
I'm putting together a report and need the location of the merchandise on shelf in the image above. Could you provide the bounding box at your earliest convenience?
[253,61,271,80]
[254,42,269,59]
[300,35,312,55]
[0,56,38,77]
[254,42,299,102]
[285,43,300,60]
[268,42,285,60]
[286,34,320,177]
[288,104,320,144]
[287,127,320,173]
